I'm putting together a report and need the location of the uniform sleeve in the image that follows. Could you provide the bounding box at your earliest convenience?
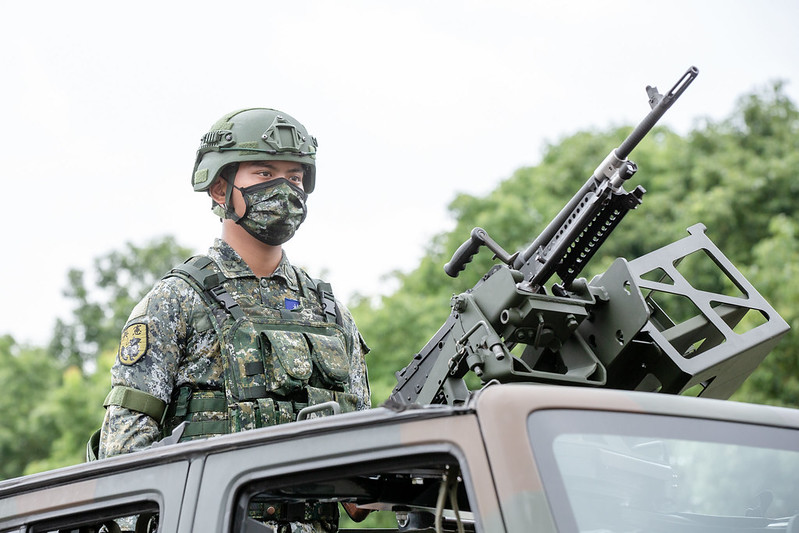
[98,277,201,458]
[338,302,371,411]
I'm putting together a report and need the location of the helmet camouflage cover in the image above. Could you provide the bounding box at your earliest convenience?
[192,108,319,194]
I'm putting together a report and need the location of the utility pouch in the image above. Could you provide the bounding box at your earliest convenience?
[221,313,353,426]
[275,400,295,424]
[255,397,293,427]
[307,386,358,415]
[163,388,229,439]
[335,391,359,413]
[307,385,335,408]
[305,329,350,389]
[260,329,313,395]
[230,398,298,431]
[225,317,314,400]
[225,317,269,402]
[231,401,258,432]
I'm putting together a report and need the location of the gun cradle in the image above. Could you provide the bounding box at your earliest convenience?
[581,223,789,399]
[454,265,607,387]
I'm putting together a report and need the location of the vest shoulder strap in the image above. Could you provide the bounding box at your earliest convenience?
[167,255,245,320]
[293,266,343,326]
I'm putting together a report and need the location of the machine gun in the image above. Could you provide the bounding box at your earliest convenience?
[390,67,790,406]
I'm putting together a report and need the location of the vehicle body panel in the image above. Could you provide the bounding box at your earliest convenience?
[2,385,799,532]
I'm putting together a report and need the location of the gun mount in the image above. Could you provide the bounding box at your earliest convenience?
[391,67,790,406]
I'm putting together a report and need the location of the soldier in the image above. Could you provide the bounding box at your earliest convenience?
[97,108,370,532]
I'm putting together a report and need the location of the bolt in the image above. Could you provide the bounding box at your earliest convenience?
[565,314,579,331]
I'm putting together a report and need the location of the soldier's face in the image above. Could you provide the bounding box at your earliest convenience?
[236,161,304,189]
[229,161,304,217]
[210,161,305,218]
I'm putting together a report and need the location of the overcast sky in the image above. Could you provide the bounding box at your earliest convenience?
[2,0,798,346]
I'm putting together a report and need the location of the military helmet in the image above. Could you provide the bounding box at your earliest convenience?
[192,108,318,194]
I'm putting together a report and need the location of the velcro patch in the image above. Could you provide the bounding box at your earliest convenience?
[119,323,149,365]
[128,293,150,322]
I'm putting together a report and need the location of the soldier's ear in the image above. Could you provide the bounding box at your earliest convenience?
[209,177,227,205]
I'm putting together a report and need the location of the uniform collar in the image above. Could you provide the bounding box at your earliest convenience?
[208,239,299,290]
[272,253,300,291]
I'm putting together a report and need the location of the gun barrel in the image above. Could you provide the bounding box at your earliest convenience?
[515,66,698,278]
[616,66,698,160]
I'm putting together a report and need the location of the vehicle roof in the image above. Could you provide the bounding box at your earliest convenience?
[3,384,798,498]
[0,400,463,497]
[473,383,799,429]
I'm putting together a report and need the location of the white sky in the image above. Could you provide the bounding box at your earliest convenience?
[2,0,798,346]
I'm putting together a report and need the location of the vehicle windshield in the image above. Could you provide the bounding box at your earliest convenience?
[528,408,799,532]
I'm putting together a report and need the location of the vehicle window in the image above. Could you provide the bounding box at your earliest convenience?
[528,409,799,532]
[27,502,159,533]
[232,453,477,532]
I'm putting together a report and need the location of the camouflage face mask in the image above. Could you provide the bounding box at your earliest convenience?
[233,179,307,245]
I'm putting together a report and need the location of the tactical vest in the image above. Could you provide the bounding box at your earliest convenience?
[160,255,358,442]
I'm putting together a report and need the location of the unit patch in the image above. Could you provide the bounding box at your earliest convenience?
[119,323,148,365]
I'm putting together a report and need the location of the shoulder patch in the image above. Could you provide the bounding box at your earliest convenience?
[118,323,149,365]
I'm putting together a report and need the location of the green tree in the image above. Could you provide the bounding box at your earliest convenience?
[24,349,115,474]
[0,336,60,480]
[1,237,194,479]
[737,215,799,406]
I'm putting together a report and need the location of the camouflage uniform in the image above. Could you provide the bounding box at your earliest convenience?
[99,238,370,459]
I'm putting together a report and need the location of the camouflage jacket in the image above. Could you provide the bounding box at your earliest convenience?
[98,239,370,459]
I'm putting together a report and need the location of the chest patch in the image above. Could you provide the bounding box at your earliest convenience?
[119,323,148,365]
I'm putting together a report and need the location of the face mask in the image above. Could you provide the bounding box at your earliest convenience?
[232,178,307,245]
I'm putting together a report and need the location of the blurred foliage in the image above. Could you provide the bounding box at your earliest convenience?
[0,336,59,480]
[1,81,797,486]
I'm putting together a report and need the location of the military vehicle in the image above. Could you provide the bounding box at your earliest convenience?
[1,67,796,532]
[3,385,799,532]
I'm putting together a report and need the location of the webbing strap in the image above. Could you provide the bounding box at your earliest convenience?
[242,385,268,400]
[316,280,340,324]
[181,420,229,437]
[167,387,228,416]
[104,386,167,422]
[162,256,239,439]
[173,386,191,418]
[173,256,215,287]
[209,285,245,320]
[292,266,342,326]
[169,256,245,320]
[186,396,227,413]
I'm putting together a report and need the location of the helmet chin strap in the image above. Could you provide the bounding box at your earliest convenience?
[217,164,242,223]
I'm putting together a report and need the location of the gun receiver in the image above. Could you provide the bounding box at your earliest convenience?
[391,67,789,406]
